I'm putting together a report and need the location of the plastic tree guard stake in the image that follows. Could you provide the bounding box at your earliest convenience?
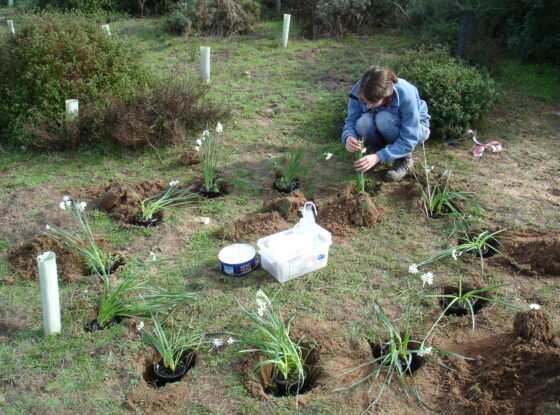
[102,24,111,36]
[7,20,15,34]
[282,14,291,48]
[200,46,210,84]
[65,99,79,121]
[8,0,14,8]
[275,0,281,11]
[37,252,61,335]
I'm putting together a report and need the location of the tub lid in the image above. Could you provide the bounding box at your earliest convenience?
[218,244,256,265]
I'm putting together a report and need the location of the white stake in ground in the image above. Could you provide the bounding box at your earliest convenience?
[38,252,61,335]
[282,14,291,48]
[65,99,79,121]
[7,19,15,34]
[8,0,14,8]
[101,24,111,36]
[200,46,210,84]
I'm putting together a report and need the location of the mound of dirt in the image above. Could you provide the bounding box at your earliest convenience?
[440,315,560,415]
[67,180,167,224]
[218,212,289,242]
[179,150,200,166]
[317,191,385,236]
[263,189,308,221]
[8,235,87,282]
[513,310,557,344]
[501,227,560,275]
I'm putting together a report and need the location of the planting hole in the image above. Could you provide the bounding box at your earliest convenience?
[439,285,490,317]
[142,351,196,388]
[369,338,424,374]
[272,178,300,194]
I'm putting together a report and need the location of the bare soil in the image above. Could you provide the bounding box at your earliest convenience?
[262,189,309,221]
[217,211,290,242]
[317,187,385,236]
[178,149,200,166]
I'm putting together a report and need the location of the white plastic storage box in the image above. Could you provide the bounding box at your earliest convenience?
[257,223,332,283]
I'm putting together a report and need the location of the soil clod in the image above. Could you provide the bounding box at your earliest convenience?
[513,309,557,344]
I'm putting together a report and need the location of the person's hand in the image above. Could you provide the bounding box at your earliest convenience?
[345,136,362,152]
[354,153,380,172]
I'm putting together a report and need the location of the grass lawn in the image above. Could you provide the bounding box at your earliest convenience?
[1,12,560,415]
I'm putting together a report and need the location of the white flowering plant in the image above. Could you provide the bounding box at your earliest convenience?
[238,290,306,392]
[135,179,199,222]
[197,123,225,194]
[45,196,118,278]
[416,229,504,274]
[96,272,197,329]
[143,317,203,372]
[415,143,483,219]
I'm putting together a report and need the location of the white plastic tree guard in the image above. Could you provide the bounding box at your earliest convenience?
[101,24,111,36]
[65,99,79,121]
[7,20,15,34]
[282,14,291,48]
[8,0,14,8]
[37,252,61,335]
[200,46,210,84]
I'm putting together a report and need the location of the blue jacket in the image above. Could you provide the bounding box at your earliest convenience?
[341,78,430,163]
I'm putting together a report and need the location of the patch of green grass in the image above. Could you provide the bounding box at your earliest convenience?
[498,59,560,100]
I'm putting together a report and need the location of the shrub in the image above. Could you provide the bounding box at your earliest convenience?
[86,79,229,148]
[36,0,182,16]
[164,0,260,36]
[392,47,498,141]
[0,11,151,148]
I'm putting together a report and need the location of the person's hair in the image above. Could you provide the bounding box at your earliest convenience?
[359,66,397,106]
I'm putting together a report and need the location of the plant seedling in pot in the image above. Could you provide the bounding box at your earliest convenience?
[272,147,307,193]
[88,272,197,332]
[133,179,199,226]
[45,196,121,279]
[238,290,309,397]
[142,317,203,387]
[195,122,226,197]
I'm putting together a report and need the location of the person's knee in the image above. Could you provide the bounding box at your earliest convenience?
[375,111,400,142]
[355,114,374,138]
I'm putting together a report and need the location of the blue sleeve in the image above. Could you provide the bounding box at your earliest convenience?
[341,96,362,146]
[376,92,422,163]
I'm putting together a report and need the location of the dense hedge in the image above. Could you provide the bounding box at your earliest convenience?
[392,48,498,141]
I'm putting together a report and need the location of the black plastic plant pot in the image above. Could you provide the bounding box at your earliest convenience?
[88,255,126,276]
[272,178,299,194]
[134,212,163,227]
[152,354,195,387]
[84,316,121,333]
[369,339,424,375]
[439,285,489,317]
[199,187,223,199]
[269,369,308,397]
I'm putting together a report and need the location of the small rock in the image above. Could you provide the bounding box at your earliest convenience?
[1,276,14,285]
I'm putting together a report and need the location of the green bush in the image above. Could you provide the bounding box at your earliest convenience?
[36,0,182,16]
[392,47,498,141]
[0,11,151,148]
[164,0,260,36]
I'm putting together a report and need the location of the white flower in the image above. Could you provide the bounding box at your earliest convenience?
[256,298,267,317]
[420,272,434,287]
[361,147,367,154]
[203,217,210,225]
[213,338,224,348]
[417,346,432,357]
[135,321,144,331]
[227,337,235,344]
[451,249,458,260]
[202,130,210,137]
[169,180,180,187]
[325,153,333,160]
[194,146,200,152]
[408,264,419,274]
[62,196,70,202]
[529,303,541,310]
[196,139,202,146]
[59,197,72,210]
[216,122,223,133]
[45,224,51,230]
[76,202,87,212]
[149,251,156,261]
[256,289,266,298]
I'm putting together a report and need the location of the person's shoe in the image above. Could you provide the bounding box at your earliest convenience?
[386,155,414,182]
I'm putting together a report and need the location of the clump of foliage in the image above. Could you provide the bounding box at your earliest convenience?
[36,0,183,16]
[392,47,498,141]
[0,11,151,148]
[164,0,261,36]
[88,78,229,148]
